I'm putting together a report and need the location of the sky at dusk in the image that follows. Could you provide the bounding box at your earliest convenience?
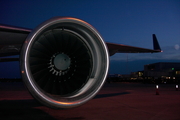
[0,0,180,78]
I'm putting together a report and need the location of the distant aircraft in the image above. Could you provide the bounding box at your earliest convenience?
[0,17,162,109]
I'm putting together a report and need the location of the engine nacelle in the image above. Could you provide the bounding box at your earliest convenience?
[20,17,109,109]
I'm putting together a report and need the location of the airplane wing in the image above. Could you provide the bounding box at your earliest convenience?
[107,34,162,56]
[0,57,19,62]
[0,24,161,58]
[0,24,31,57]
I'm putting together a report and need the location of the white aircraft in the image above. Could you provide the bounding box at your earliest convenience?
[0,17,161,109]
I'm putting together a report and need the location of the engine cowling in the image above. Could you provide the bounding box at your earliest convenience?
[20,17,109,109]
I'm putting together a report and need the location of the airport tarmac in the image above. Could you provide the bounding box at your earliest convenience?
[0,82,180,120]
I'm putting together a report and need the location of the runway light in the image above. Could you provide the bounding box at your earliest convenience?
[156,85,159,95]
[176,85,178,91]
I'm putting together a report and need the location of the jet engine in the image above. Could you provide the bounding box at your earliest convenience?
[20,17,109,109]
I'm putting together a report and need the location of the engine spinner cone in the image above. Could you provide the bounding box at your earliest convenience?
[53,53,70,71]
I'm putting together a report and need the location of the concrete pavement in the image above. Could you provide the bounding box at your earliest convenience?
[0,82,180,120]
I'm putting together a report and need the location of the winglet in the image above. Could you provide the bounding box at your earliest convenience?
[153,34,162,52]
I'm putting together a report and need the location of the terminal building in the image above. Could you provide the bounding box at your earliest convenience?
[108,62,180,83]
[143,62,180,83]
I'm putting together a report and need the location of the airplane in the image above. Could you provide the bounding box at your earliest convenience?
[0,17,162,109]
